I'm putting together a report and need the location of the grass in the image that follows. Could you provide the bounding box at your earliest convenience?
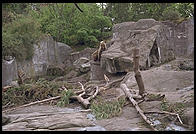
[160,99,185,115]
[57,89,75,107]
[90,96,126,120]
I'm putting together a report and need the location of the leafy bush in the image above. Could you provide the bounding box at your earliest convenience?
[76,29,89,44]
[31,3,112,48]
[162,8,180,21]
[2,15,42,61]
[86,35,99,47]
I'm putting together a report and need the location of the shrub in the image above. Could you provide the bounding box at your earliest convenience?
[162,9,180,21]
[76,28,89,45]
[86,35,99,47]
[2,15,43,61]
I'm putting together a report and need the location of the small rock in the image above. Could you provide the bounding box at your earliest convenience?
[79,62,91,73]
[153,120,161,125]
[78,125,106,131]
[165,123,187,131]
[8,80,19,88]
[87,114,96,121]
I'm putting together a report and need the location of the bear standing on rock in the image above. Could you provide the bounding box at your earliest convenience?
[92,41,107,61]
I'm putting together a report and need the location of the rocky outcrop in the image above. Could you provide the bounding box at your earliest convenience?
[73,57,91,73]
[101,19,175,73]
[31,36,72,76]
[2,36,73,87]
[90,61,106,81]
[162,18,194,59]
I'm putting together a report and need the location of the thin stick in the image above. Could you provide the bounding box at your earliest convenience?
[3,102,11,109]
[87,86,99,101]
[144,111,183,125]
[120,83,157,131]
[78,82,85,91]
[3,96,61,113]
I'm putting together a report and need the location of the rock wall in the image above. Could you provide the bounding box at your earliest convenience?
[2,58,18,87]
[17,36,73,77]
[90,61,106,81]
[162,17,194,59]
[2,36,73,86]
[2,36,96,86]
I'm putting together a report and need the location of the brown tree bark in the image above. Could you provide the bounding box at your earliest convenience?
[133,48,145,95]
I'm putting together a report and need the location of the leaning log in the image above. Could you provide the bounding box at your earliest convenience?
[120,83,157,131]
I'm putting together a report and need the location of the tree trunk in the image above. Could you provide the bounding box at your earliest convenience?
[133,48,145,95]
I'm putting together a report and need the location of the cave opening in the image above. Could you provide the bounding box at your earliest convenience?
[146,40,160,68]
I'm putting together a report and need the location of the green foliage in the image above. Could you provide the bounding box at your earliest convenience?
[162,8,180,21]
[104,3,194,22]
[2,14,42,61]
[175,3,194,18]
[160,99,185,115]
[31,3,112,47]
[57,89,75,107]
[90,97,126,119]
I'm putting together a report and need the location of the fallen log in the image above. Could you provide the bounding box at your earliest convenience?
[3,96,61,113]
[71,86,99,108]
[120,83,157,131]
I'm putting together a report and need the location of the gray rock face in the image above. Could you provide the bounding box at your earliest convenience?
[2,36,73,86]
[57,42,72,65]
[32,36,73,76]
[101,19,175,73]
[90,61,106,81]
[182,107,194,127]
[162,17,194,59]
[2,57,18,87]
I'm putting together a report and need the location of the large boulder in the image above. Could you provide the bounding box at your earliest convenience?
[57,42,73,65]
[101,19,175,73]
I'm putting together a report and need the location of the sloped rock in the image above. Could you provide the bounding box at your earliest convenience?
[2,111,95,131]
[101,19,175,73]
[78,125,106,131]
[183,107,194,127]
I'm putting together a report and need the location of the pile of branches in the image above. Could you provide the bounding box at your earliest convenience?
[2,78,72,110]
